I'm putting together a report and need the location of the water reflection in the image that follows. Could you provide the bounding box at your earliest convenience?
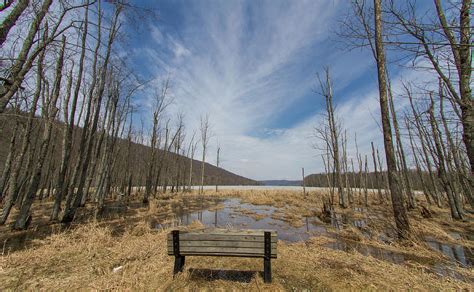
[425,237,473,267]
[159,198,327,242]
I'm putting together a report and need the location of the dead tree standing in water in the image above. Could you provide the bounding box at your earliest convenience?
[373,0,410,238]
[316,68,346,208]
[388,78,416,209]
[388,0,473,191]
[428,93,463,220]
[371,142,383,202]
[216,146,220,192]
[144,79,170,204]
[199,114,211,194]
[187,132,198,192]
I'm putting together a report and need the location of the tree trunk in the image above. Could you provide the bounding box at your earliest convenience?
[406,117,431,205]
[371,142,383,202]
[0,120,19,199]
[0,0,52,112]
[374,0,410,238]
[428,94,463,220]
[0,40,45,224]
[0,0,29,46]
[51,3,89,221]
[14,36,66,230]
[388,79,416,209]
[440,87,473,208]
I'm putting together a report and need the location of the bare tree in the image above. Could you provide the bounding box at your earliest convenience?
[144,78,171,204]
[405,116,431,205]
[14,35,67,229]
[0,1,92,112]
[302,167,306,197]
[199,114,211,194]
[373,0,410,238]
[51,1,90,221]
[0,27,47,225]
[316,68,346,208]
[62,3,122,223]
[215,145,220,192]
[387,0,473,182]
[0,0,29,46]
[427,93,463,220]
[187,131,198,192]
[406,85,441,206]
[388,78,416,209]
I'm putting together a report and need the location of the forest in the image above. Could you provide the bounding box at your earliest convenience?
[0,0,472,290]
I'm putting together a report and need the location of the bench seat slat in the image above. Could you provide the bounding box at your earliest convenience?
[168,252,278,258]
[167,249,277,257]
[167,246,277,255]
[171,229,277,236]
[167,240,276,249]
[167,234,277,242]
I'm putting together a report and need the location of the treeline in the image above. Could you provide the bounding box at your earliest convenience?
[306,170,433,192]
[313,0,472,238]
[0,1,252,230]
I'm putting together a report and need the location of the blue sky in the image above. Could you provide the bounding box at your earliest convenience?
[118,0,435,180]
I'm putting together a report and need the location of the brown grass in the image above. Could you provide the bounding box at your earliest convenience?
[0,220,472,290]
[0,189,473,290]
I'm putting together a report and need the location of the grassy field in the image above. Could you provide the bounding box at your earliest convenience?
[0,189,472,290]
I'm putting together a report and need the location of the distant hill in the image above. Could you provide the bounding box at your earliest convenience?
[259,180,302,186]
[0,111,257,187]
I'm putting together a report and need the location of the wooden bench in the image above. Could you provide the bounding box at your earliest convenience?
[167,229,277,283]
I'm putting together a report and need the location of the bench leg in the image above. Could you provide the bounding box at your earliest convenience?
[263,257,271,283]
[173,256,185,275]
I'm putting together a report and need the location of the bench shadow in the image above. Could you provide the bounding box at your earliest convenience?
[188,268,257,283]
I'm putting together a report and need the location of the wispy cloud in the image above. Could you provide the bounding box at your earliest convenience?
[127,0,434,180]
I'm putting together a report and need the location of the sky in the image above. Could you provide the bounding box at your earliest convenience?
[118,0,434,181]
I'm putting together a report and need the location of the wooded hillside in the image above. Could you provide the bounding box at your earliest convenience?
[0,112,257,193]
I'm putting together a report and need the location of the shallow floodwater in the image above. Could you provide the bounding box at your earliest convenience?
[426,237,473,267]
[156,197,473,280]
[158,198,326,242]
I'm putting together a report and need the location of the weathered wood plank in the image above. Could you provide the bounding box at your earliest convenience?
[167,251,277,258]
[168,252,278,258]
[169,229,277,236]
[167,240,277,249]
[167,233,277,242]
[167,246,277,254]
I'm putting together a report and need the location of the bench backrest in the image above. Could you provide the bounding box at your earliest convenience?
[167,229,277,258]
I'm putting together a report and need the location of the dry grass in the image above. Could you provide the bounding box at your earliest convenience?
[0,189,473,290]
[0,220,472,290]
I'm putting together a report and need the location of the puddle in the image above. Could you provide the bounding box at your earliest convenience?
[324,210,368,231]
[156,198,327,242]
[425,237,473,267]
[325,237,473,281]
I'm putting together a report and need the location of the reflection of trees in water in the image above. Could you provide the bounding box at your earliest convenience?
[214,210,218,227]
[427,240,472,266]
